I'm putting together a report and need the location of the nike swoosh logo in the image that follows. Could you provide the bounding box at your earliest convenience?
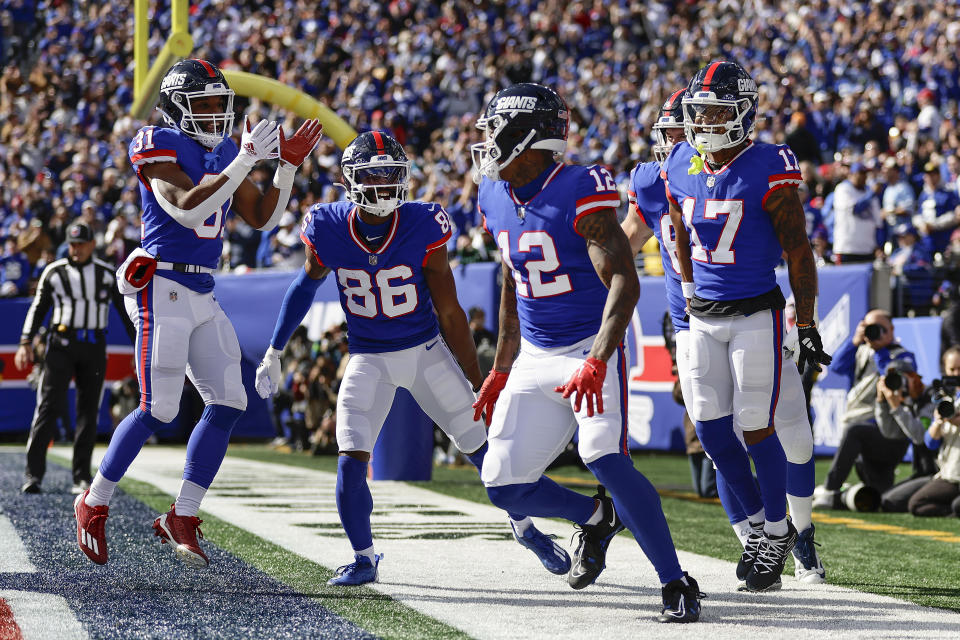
[426,341,439,350]
[570,566,588,580]
[607,506,617,529]
[582,349,590,356]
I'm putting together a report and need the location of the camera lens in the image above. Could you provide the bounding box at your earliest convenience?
[884,370,902,391]
[937,398,956,419]
[864,324,884,341]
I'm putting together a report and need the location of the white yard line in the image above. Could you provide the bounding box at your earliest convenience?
[107,447,960,639]
[0,513,36,573]
[0,591,88,640]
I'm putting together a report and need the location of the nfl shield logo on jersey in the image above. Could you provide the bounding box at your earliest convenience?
[169,290,178,302]
[369,254,378,265]
[706,176,716,188]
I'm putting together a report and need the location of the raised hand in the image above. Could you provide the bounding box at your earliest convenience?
[279,119,324,167]
[555,357,606,417]
[238,115,280,164]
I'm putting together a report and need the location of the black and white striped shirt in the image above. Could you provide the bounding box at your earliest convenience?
[20,257,134,343]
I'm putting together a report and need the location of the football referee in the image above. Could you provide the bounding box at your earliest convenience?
[15,221,135,494]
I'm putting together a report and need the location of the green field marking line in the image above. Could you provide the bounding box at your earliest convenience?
[546,471,960,545]
[47,451,472,640]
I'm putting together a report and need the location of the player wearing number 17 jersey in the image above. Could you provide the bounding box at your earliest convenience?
[664,60,832,591]
[255,131,570,586]
[471,83,701,623]
[626,88,826,585]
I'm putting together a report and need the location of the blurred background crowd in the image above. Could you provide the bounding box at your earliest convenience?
[4,0,960,466]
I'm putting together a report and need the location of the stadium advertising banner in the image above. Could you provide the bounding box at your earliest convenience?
[0,263,871,460]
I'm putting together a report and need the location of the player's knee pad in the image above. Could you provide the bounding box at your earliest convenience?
[485,483,537,513]
[134,407,168,431]
[148,384,181,424]
[777,419,814,464]
[735,401,772,432]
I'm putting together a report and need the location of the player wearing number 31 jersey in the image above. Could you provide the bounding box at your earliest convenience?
[256,131,570,587]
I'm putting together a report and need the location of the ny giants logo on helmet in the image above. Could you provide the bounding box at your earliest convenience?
[494,96,539,113]
[738,78,758,94]
[160,73,187,91]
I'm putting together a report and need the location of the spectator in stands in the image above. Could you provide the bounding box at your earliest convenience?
[881,157,917,227]
[914,160,960,256]
[0,236,30,296]
[831,162,885,264]
[889,222,936,314]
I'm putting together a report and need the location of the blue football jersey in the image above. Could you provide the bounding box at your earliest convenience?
[627,159,688,331]
[663,141,803,301]
[479,162,620,348]
[300,200,452,354]
[129,126,239,293]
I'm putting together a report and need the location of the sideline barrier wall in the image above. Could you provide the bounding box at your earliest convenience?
[0,263,881,467]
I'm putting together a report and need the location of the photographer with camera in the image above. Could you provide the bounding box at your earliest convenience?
[813,310,921,510]
[883,346,960,517]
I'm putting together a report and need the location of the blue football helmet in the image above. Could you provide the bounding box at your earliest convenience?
[652,88,689,164]
[158,59,235,149]
[341,131,410,217]
[682,61,758,153]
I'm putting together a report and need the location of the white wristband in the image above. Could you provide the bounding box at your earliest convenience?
[273,162,296,189]
[681,281,695,298]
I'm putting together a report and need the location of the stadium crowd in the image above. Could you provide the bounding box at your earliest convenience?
[4,1,960,475]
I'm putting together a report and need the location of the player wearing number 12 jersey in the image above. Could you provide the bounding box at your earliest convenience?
[664,60,832,591]
[255,131,570,586]
[471,83,701,623]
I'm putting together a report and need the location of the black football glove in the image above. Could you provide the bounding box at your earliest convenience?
[797,324,832,373]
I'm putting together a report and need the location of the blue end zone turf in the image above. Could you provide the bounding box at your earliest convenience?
[0,452,375,640]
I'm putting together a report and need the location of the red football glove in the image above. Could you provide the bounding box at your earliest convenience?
[279,119,323,167]
[555,357,607,417]
[472,370,509,426]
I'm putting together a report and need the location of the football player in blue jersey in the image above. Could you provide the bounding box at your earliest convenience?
[254,130,571,586]
[74,59,323,568]
[470,83,701,623]
[624,88,826,585]
[663,61,832,592]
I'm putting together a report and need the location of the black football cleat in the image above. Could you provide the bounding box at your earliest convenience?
[736,521,764,581]
[567,486,625,589]
[658,572,704,623]
[744,521,798,592]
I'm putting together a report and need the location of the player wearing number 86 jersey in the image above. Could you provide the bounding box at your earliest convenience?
[256,130,572,585]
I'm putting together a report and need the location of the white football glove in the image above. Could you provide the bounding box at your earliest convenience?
[238,115,280,166]
[782,325,800,364]
[255,346,283,399]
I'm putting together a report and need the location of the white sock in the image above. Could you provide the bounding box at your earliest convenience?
[787,494,813,532]
[731,519,751,548]
[173,479,207,517]
[85,473,117,507]
[584,499,603,526]
[747,508,765,524]
[355,545,377,564]
[765,517,788,537]
[510,516,533,536]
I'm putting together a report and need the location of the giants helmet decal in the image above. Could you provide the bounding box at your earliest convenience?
[158,59,235,149]
[682,60,758,153]
[471,83,568,183]
[652,88,689,164]
[341,131,410,218]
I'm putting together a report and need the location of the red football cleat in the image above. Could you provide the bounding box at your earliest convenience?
[152,505,209,568]
[74,490,109,565]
